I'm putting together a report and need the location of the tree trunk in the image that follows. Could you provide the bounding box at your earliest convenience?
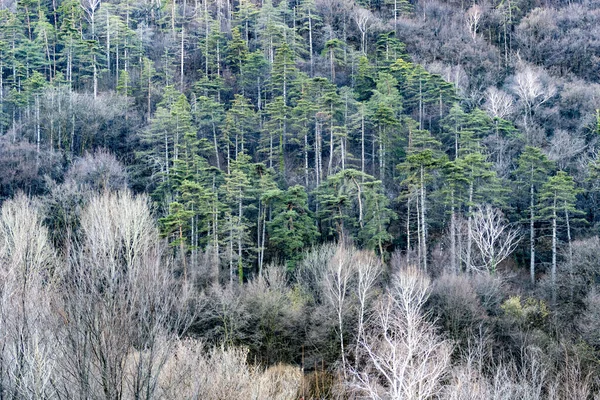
[180,27,185,91]
[328,112,334,176]
[565,202,573,302]
[106,9,110,77]
[551,196,557,305]
[420,165,427,272]
[229,214,234,284]
[212,119,220,169]
[308,8,314,76]
[466,181,474,273]
[304,132,309,186]
[416,193,421,268]
[257,200,263,277]
[361,107,365,180]
[238,190,243,284]
[35,95,40,157]
[450,198,457,273]
[406,194,411,266]
[352,177,364,229]
[180,225,187,282]
[530,179,536,285]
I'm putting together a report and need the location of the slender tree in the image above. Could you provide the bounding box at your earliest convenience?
[515,146,554,285]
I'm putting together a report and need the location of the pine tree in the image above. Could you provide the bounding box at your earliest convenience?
[222,94,257,173]
[375,31,406,67]
[263,96,287,176]
[368,72,402,184]
[33,9,56,80]
[160,94,213,273]
[291,80,319,187]
[456,130,504,272]
[257,0,288,64]
[194,95,225,170]
[241,50,269,110]
[268,185,318,271]
[360,180,395,261]
[440,157,469,273]
[296,0,320,77]
[138,87,183,204]
[160,201,195,280]
[515,146,554,285]
[354,55,375,102]
[222,153,254,284]
[397,124,444,271]
[317,168,378,243]
[323,39,345,83]
[252,163,279,276]
[225,26,248,77]
[234,0,259,46]
[539,171,581,304]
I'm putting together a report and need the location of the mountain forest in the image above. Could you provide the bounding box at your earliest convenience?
[1,0,600,397]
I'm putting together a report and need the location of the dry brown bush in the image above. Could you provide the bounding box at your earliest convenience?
[156,339,302,400]
[430,273,487,342]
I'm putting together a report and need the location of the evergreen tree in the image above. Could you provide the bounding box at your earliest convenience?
[354,55,375,101]
[194,95,225,170]
[539,171,581,304]
[225,26,248,77]
[222,94,258,172]
[360,180,395,261]
[222,153,254,284]
[456,130,504,272]
[515,146,554,285]
[323,39,345,83]
[252,163,279,276]
[263,96,287,176]
[317,168,379,243]
[397,126,444,271]
[368,72,402,184]
[268,185,318,270]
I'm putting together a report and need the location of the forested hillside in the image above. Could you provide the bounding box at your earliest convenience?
[2,0,600,397]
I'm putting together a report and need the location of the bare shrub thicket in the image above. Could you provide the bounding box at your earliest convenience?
[52,190,196,399]
[65,149,128,191]
[0,194,57,398]
[429,273,487,343]
[242,265,306,364]
[156,340,302,400]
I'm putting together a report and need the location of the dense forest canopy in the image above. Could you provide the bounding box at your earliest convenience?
[2,0,600,397]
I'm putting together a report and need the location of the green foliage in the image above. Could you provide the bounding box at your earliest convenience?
[317,169,393,250]
[501,295,549,329]
[539,170,582,222]
[268,185,318,270]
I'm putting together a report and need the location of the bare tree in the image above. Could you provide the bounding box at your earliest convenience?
[509,64,556,144]
[483,87,514,120]
[353,251,382,363]
[469,205,521,274]
[349,267,452,400]
[547,130,587,170]
[353,8,373,55]
[465,5,483,41]
[322,245,356,378]
[65,149,128,191]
